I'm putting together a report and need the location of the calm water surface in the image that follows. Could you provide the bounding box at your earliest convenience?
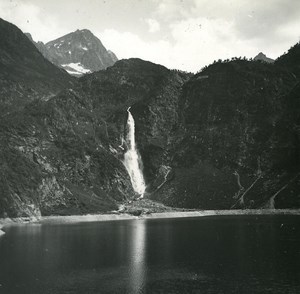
[0,215,299,293]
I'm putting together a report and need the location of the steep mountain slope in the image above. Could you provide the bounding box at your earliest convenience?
[77,56,300,210]
[275,42,300,78]
[0,18,75,114]
[0,88,134,217]
[0,58,189,218]
[78,59,191,182]
[27,29,118,76]
[150,60,300,209]
[1,54,300,216]
[25,33,53,62]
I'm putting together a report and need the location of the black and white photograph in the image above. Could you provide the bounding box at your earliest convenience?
[0,0,299,293]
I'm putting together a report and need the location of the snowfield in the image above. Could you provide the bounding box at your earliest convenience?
[62,62,91,75]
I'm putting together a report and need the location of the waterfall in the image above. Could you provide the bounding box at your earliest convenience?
[123,107,146,196]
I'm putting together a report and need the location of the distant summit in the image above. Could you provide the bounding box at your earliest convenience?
[254,52,274,63]
[26,29,118,76]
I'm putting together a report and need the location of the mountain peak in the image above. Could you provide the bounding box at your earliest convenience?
[24,32,33,42]
[76,28,92,34]
[72,29,95,39]
[26,29,118,76]
[254,52,274,63]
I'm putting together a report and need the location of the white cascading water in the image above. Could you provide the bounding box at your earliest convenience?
[123,107,146,196]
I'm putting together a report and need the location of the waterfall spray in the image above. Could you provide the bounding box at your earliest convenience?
[123,107,146,196]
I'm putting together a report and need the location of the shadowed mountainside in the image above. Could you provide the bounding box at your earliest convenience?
[150,60,300,209]
[275,42,300,79]
[0,18,75,115]
[0,89,135,217]
[0,55,190,217]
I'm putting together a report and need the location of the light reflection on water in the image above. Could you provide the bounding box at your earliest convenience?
[129,219,146,293]
[0,215,299,294]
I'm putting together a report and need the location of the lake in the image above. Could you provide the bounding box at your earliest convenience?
[0,215,299,293]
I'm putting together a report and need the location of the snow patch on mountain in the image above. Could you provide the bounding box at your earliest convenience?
[62,62,91,76]
[26,28,118,77]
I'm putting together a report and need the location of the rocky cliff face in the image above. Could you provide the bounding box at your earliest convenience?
[150,60,300,209]
[27,29,118,76]
[78,59,191,183]
[0,89,135,217]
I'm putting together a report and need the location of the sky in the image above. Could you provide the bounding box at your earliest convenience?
[1,0,300,72]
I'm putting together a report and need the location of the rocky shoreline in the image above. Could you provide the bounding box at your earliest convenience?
[0,209,299,229]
